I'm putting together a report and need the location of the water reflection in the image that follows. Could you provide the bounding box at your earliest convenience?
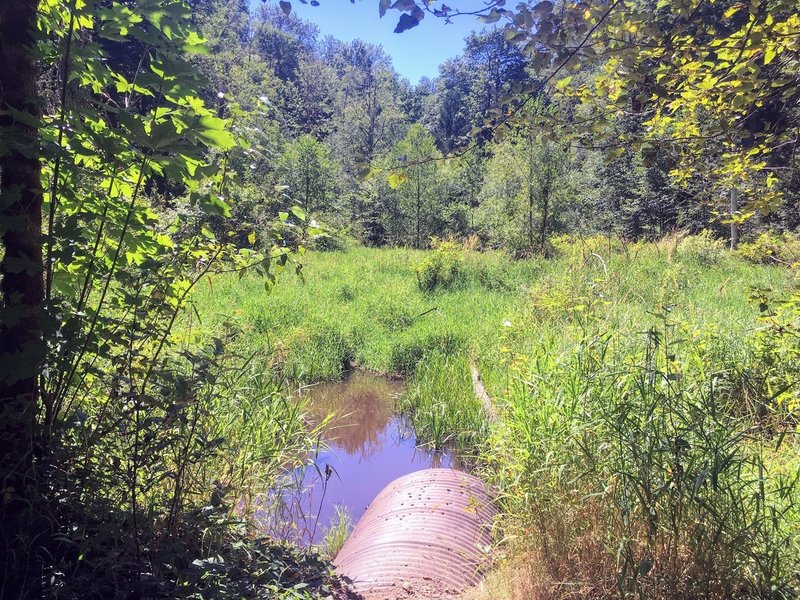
[257,372,458,545]
[303,372,404,459]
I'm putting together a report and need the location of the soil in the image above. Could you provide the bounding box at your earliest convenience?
[354,577,465,600]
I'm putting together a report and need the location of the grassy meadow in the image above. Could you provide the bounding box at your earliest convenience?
[191,236,800,599]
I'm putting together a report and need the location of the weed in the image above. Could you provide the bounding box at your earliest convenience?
[411,239,465,292]
[320,504,352,559]
[677,230,728,266]
[737,231,800,267]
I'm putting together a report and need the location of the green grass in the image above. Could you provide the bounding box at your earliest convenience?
[191,242,791,388]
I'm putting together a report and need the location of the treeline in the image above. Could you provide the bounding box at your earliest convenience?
[189,0,798,256]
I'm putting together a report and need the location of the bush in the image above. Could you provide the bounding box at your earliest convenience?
[411,239,464,292]
[309,232,351,252]
[677,230,727,266]
[736,231,800,266]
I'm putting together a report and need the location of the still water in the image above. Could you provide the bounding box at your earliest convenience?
[258,372,457,544]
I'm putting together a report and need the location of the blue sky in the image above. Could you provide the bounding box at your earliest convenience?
[260,0,487,83]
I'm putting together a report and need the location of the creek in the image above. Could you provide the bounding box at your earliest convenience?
[260,371,459,545]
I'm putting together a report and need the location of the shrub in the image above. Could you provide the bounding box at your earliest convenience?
[736,231,800,266]
[677,230,727,266]
[411,239,464,292]
[309,232,350,252]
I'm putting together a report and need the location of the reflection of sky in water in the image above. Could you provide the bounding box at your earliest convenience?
[257,373,457,544]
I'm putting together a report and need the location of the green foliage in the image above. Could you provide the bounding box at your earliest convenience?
[283,326,357,381]
[6,0,797,594]
[274,134,337,235]
[193,243,800,597]
[388,331,464,376]
[410,239,464,292]
[476,124,570,256]
[0,0,345,596]
[750,289,800,416]
[173,538,350,599]
[486,0,800,222]
[319,505,352,560]
[385,123,443,248]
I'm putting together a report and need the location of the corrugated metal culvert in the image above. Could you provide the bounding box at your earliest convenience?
[334,468,497,598]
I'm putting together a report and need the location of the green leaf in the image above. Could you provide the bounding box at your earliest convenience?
[479,9,502,23]
[394,13,421,33]
[387,171,408,188]
[290,206,307,221]
[199,193,231,217]
[555,75,573,90]
[723,4,743,18]
[197,128,236,151]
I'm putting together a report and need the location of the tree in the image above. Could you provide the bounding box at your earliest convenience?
[275,134,336,232]
[324,39,408,242]
[477,124,568,255]
[382,0,799,235]
[0,0,43,486]
[388,124,442,248]
[428,57,474,153]
[0,0,291,592]
[463,29,531,122]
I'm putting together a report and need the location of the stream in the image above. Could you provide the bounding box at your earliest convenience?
[258,371,459,545]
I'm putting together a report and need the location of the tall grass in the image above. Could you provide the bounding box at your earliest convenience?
[320,505,352,559]
[401,352,486,450]
[191,243,790,383]
[483,312,800,598]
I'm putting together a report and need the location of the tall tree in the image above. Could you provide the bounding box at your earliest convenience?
[388,124,442,248]
[477,125,567,255]
[0,0,44,482]
[275,134,336,232]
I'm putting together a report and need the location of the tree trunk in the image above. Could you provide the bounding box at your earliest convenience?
[539,187,549,254]
[0,0,45,482]
[415,169,421,249]
[527,133,535,252]
[730,187,739,250]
